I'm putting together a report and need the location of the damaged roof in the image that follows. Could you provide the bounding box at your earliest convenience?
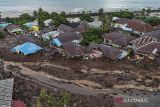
[136,42,160,54]
[130,36,157,49]
[103,32,135,47]
[62,42,86,57]
[143,30,160,40]
[57,32,82,44]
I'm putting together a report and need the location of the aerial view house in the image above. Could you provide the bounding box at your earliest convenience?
[142,30,160,41]
[41,31,60,41]
[76,20,89,33]
[62,42,86,58]
[130,35,160,59]
[11,42,42,55]
[127,19,154,36]
[43,19,53,27]
[100,45,128,61]
[112,17,129,29]
[103,32,135,48]
[0,22,11,28]
[88,20,102,29]
[5,24,23,34]
[57,24,76,33]
[135,42,160,59]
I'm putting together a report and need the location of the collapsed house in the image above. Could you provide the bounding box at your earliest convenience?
[62,42,86,58]
[87,43,128,60]
[103,32,135,48]
[130,35,160,59]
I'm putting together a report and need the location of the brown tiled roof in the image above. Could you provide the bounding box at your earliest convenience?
[57,24,75,33]
[130,36,157,49]
[5,24,21,32]
[136,42,160,54]
[58,32,82,44]
[18,34,41,45]
[87,42,101,51]
[100,45,122,60]
[114,18,129,24]
[127,19,153,33]
[62,42,86,57]
[103,32,135,47]
[143,30,160,40]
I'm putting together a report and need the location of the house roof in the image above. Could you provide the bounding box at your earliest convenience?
[39,27,55,35]
[136,42,160,54]
[114,18,129,24]
[57,32,82,44]
[103,32,135,47]
[100,45,123,60]
[11,42,42,55]
[143,30,160,40]
[6,24,21,32]
[0,78,14,107]
[130,36,157,49]
[127,19,153,33]
[87,42,101,51]
[57,24,75,32]
[18,34,41,45]
[62,42,86,57]
[88,20,102,28]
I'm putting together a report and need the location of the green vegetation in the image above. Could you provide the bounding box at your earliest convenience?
[80,13,93,22]
[144,16,160,26]
[81,28,103,45]
[101,15,111,32]
[35,89,71,107]
[112,10,134,19]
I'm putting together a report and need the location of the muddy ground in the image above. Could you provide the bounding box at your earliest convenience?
[0,35,160,107]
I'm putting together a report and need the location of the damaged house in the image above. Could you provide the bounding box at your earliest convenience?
[62,42,86,58]
[130,35,160,59]
[100,45,128,61]
[103,32,135,48]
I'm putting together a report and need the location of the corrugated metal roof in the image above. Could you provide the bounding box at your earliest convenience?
[0,78,14,107]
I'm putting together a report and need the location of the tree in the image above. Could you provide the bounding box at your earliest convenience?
[82,28,103,45]
[36,97,42,107]
[80,14,93,22]
[144,16,160,26]
[98,8,104,18]
[102,15,111,32]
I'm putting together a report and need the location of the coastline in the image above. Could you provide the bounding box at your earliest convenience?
[0,7,143,18]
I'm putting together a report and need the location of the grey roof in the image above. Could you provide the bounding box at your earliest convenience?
[5,25,21,32]
[0,78,14,107]
[57,24,75,33]
[58,32,82,44]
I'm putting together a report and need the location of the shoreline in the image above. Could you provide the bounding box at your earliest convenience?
[0,7,144,18]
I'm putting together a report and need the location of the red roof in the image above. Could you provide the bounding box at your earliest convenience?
[12,100,25,107]
[127,19,153,33]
